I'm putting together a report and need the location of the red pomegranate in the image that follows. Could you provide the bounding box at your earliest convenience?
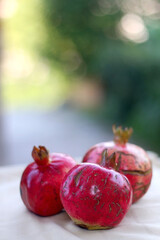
[82,126,152,203]
[60,162,132,230]
[20,146,76,216]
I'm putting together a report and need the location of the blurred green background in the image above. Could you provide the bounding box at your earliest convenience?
[0,0,160,164]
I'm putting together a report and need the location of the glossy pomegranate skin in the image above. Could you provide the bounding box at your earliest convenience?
[60,163,132,230]
[83,141,152,203]
[20,151,76,216]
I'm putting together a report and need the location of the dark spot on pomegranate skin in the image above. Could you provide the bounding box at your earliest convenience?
[104,177,108,185]
[87,175,91,182]
[63,181,68,189]
[109,204,112,213]
[124,177,130,186]
[93,185,98,194]
[134,183,150,194]
[74,167,87,186]
[100,202,105,209]
[77,223,89,229]
[54,195,58,201]
[121,169,152,176]
[96,199,100,205]
[138,165,142,169]
[116,151,135,158]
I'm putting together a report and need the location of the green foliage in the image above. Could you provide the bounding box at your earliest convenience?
[39,0,160,152]
[40,0,122,74]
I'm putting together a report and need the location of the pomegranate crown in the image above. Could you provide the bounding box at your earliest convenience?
[101,149,117,170]
[32,146,49,165]
[112,125,133,145]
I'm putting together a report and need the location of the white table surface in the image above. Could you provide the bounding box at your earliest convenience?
[0,152,160,240]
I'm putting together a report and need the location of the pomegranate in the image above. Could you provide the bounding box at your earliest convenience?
[82,126,152,203]
[60,162,132,230]
[20,146,76,216]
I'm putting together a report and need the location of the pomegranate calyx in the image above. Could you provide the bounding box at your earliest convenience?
[112,125,133,145]
[32,146,49,165]
[101,149,118,170]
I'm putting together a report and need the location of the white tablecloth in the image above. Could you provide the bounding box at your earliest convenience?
[0,152,160,240]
